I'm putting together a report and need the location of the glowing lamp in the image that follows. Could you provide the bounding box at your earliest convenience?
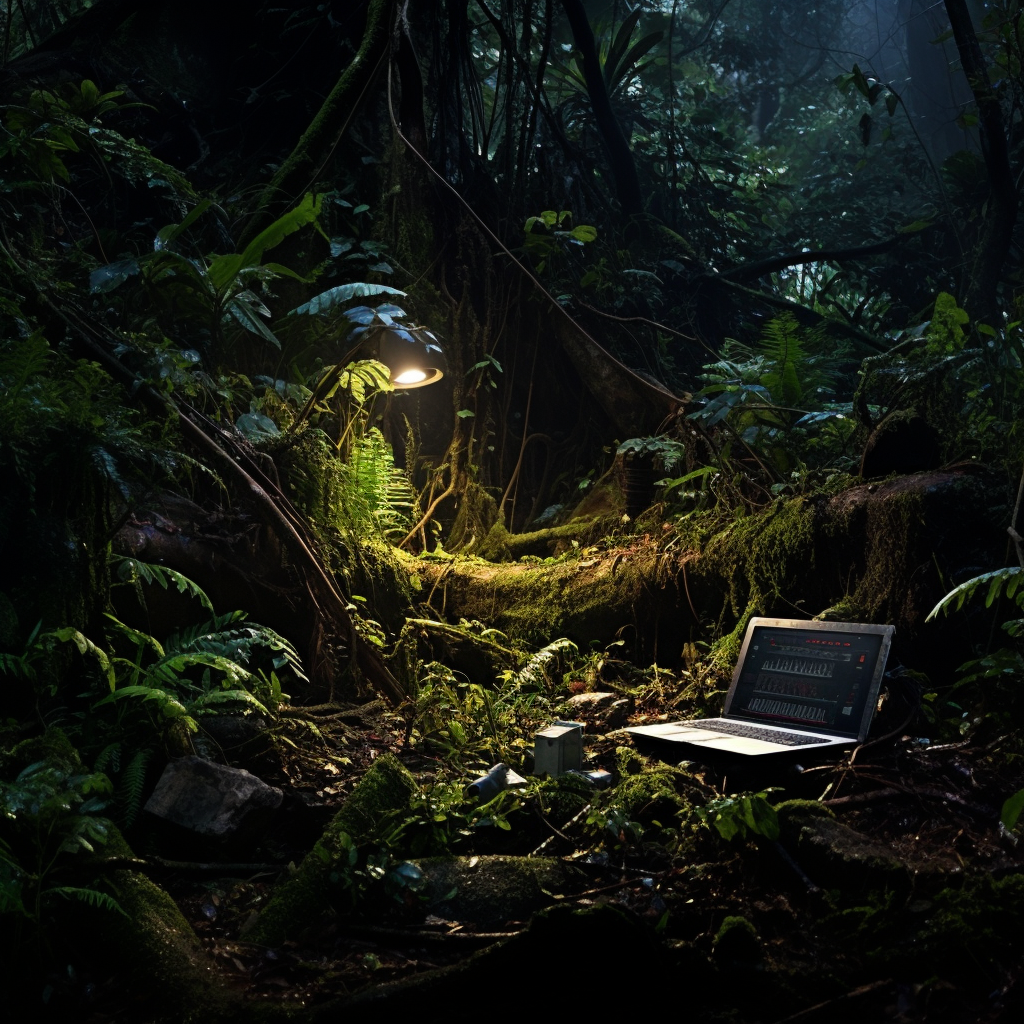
[377,326,447,389]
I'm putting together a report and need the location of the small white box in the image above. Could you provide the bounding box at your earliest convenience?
[533,720,584,776]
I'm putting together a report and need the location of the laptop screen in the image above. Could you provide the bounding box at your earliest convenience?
[727,619,893,739]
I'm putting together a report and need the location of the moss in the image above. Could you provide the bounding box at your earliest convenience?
[774,798,834,822]
[713,915,762,965]
[476,515,613,562]
[88,830,228,1018]
[4,726,81,776]
[266,428,413,632]
[247,753,418,946]
[542,772,594,819]
[402,540,667,653]
[413,854,585,928]
[821,482,927,625]
[447,481,500,553]
[700,498,818,619]
[615,745,646,777]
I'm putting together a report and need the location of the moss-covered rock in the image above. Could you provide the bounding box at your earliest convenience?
[1,731,225,1020]
[713,914,762,966]
[413,854,587,927]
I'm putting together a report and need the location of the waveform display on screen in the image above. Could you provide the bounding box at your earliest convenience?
[731,626,887,734]
[746,697,832,723]
[760,655,835,678]
[754,674,828,699]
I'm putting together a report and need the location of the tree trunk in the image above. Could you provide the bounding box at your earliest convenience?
[944,0,1018,324]
[559,0,643,218]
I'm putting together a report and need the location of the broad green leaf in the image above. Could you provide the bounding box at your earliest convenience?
[227,294,281,348]
[1002,789,1024,831]
[157,198,214,246]
[236,193,323,273]
[89,259,140,294]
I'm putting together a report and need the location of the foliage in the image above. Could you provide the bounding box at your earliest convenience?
[0,757,124,929]
[694,789,780,842]
[84,608,304,752]
[93,195,324,355]
[927,567,1024,633]
[345,427,417,537]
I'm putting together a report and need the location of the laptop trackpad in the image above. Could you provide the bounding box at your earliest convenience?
[687,734,786,753]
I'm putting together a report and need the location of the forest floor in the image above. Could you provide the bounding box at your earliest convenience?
[77,683,1024,1024]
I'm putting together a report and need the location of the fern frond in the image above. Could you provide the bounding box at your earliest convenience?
[926,567,1024,621]
[759,314,805,406]
[111,556,215,613]
[190,688,270,716]
[94,742,122,775]
[116,748,151,829]
[514,637,579,689]
[46,886,128,917]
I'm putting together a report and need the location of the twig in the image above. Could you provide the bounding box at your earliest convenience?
[529,802,591,857]
[772,842,820,894]
[771,979,894,1024]
[344,923,522,943]
[1009,457,1024,568]
[400,477,455,549]
[824,784,995,820]
[94,857,287,875]
[849,698,919,765]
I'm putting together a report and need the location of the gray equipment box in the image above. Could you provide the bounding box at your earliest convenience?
[533,720,584,776]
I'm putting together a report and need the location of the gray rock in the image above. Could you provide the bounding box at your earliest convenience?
[144,755,282,840]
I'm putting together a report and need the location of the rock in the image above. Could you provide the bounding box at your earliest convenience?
[144,755,282,843]
[413,855,587,928]
[563,690,616,712]
[561,691,633,730]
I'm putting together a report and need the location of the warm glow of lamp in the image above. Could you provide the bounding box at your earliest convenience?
[393,368,428,385]
[377,327,447,389]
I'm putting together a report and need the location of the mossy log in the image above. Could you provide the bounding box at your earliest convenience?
[245,753,418,947]
[405,469,1007,678]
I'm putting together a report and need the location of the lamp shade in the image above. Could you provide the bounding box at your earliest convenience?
[376,327,447,388]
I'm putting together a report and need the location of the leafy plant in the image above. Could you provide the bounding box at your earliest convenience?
[344,427,417,537]
[927,567,1024,636]
[694,789,780,842]
[92,195,325,355]
[0,758,124,929]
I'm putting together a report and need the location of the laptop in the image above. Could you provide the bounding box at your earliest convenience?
[627,617,894,758]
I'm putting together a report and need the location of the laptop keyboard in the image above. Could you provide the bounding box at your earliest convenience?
[683,720,823,746]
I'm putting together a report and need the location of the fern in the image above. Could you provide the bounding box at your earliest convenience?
[95,744,151,829]
[926,567,1024,621]
[47,886,127,917]
[345,427,416,535]
[116,748,151,829]
[759,314,806,407]
[514,637,579,690]
[112,555,215,614]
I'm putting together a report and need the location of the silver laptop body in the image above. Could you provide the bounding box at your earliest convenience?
[627,618,895,757]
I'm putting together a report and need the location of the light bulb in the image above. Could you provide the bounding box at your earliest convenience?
[394,368,428,384]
